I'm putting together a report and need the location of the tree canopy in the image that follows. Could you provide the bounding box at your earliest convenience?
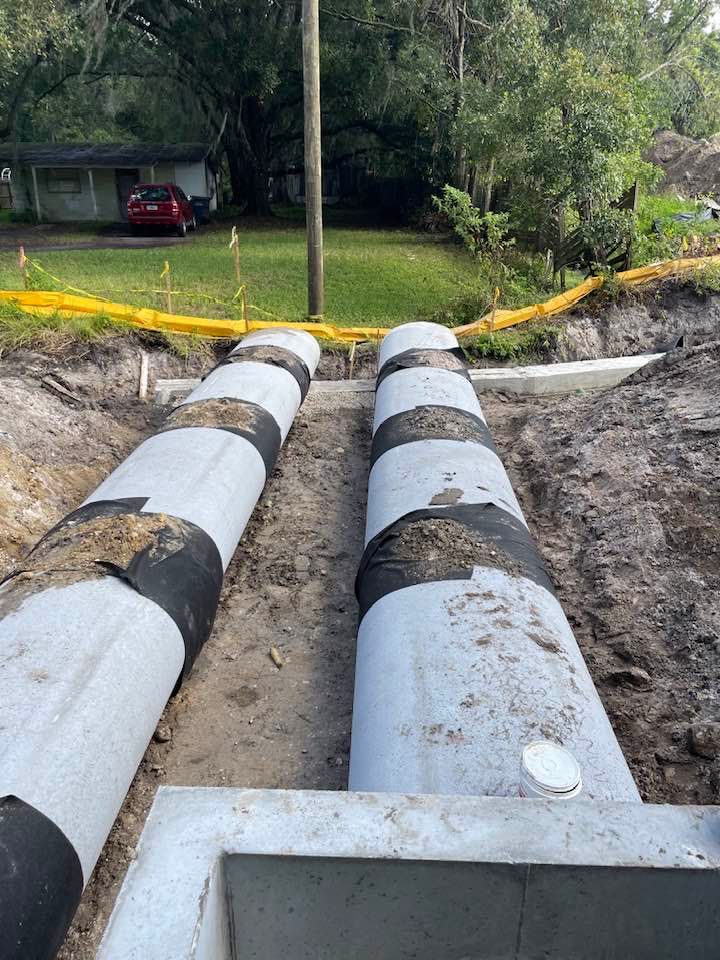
[1,0,719,222]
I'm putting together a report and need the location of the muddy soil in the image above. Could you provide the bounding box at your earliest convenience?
[490,344,720,804]
[555,286,720,361]
[0,332,718,958]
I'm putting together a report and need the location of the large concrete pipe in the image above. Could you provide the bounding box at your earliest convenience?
[0,328,320,960]
[349,321,639,802]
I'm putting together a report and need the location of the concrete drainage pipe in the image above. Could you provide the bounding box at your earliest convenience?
[350,321,639,802]
[0,328,320,960]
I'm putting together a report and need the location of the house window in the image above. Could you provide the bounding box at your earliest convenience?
[46,168,82,193]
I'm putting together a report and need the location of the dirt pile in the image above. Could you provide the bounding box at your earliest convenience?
[646,129,720,196]
[0,339,206,575]
[502,342,720,803]
[556,286,720,362]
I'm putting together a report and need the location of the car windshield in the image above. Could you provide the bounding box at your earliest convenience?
[133,186,171,202]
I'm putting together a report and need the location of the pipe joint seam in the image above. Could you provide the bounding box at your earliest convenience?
[0,794,83,960]
[0,498,223,678]
[208,344,311,400]
[370,405,496,470]
[161,397,282,477]
[375,346,467,389]
[355,503,555,620]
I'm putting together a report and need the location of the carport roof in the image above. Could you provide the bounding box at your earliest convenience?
[0,142,210,167]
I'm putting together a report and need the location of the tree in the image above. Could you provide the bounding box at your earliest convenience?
[0,0,77,140]
[94,1,302,213]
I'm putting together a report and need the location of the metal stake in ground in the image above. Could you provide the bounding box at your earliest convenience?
[302,0,324,319]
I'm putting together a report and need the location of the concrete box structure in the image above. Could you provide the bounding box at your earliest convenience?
[0,143,219,223]
[98,787,720,960]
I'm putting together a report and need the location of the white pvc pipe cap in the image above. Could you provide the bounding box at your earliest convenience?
[520,741,583,799]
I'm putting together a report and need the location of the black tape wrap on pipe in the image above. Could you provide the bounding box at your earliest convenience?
[0,497,223,678]
[375,346,468,389]
[160,397,282,477]
[0,795,84,960]
[209,344,312,400]
[355,503,555,621]
[370,405,497,470]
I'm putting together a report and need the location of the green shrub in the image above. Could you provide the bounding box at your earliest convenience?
[432,185,514,259]
[632,193,720,265]
[461,323,563,363]
[686,262,720,296]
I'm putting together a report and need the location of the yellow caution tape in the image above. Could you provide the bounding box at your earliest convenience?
[454,255,720,337]
[2,254,719,344]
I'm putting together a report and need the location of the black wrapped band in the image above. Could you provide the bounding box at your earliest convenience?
[0,795,84,960]
[376,346,468,389]
[161,398,282,477]
[209,344,311,400]
[370,405,496,470]
[2,498,223,678]
[355,503,554,620]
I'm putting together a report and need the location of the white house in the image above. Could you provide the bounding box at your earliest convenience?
[0,143,219,222]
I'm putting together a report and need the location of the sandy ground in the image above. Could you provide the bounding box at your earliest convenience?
[0,323,717,957]
[496,344,720,805]
[52,386,373,958]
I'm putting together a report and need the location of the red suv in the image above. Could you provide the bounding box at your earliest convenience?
[127,183,197,237]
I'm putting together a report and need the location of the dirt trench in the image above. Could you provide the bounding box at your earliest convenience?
[494,344,720,805]
[0,322,717,957]
[0,342,372,959]
[555,286,720,361]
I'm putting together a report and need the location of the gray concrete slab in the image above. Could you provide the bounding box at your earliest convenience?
[98,787,720,960]
[155,353,662,405]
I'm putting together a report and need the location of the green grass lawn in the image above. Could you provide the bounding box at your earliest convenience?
[0,217,486,329]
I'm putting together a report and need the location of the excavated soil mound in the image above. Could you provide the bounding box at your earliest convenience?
[646,129,720,196]
[0,339,207,575]
[556,287,720,361]
[501,343,720,803]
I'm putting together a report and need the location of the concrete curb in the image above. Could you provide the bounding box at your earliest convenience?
[97,786,720,960]
[155,353,663,404]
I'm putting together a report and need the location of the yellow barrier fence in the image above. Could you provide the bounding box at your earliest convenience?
[454,254,720,337]
[1,253,719,345]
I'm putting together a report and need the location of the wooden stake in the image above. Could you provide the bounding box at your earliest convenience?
[490,286,499,335]
[138,351,149,401]
[348,342,357,380]
[230,226,241,283]
[18,245,27,288]
[161,260,172,314]
[241,285,249,328]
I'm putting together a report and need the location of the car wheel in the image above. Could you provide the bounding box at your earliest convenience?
[177,219,187,238]
[130,224,141,236]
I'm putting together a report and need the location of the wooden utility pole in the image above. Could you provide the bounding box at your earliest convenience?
[302,0,324,318]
